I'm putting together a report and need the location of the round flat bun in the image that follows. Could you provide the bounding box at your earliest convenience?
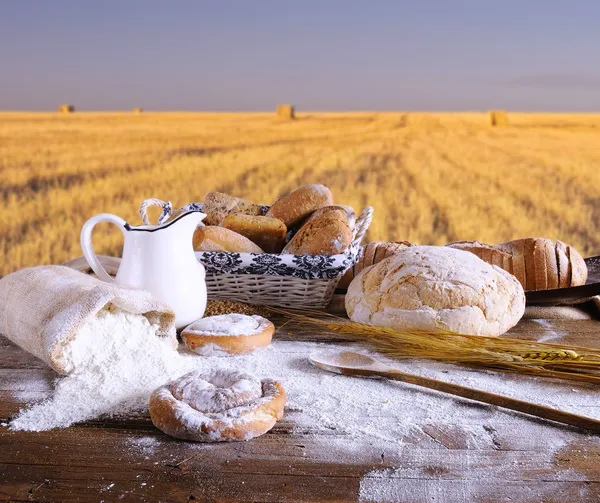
[181,314,275,356]
[345,246,525,337]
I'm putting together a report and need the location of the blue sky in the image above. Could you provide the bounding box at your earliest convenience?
[1,1,599,111]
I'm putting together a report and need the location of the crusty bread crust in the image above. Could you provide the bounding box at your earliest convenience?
[567,243,588,287]
[555,240,570,288]
[221,215,287,253]
[308,205,356,230]
[448,238,587,291]
[266,184,333,228]
[282,207,353,255]
[337,241,415,290]
[446,241,512,272]
[203,191,264,226]
[543,239,559,289]
[193,226,264,253]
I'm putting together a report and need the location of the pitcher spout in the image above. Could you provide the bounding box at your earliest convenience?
[166,210,206,238]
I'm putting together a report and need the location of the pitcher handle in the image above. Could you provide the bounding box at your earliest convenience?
[80,213,127,283]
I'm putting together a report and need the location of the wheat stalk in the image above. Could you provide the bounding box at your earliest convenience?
[274,309,600,384]
[517,350,583,362]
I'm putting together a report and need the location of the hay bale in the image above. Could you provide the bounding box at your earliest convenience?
[489,110,508,127]
[133,107,143,114]
[59,104,74,113]
[276,104,295,120]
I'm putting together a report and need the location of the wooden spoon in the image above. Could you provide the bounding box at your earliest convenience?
[309,350,600,434]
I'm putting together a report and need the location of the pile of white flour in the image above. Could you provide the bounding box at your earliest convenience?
[10,307,600,442]
[11,308,187,430]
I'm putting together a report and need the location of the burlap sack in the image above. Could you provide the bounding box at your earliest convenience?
[0,265,177,375]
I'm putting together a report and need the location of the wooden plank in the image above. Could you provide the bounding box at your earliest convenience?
[2,423,599,476]
[2,427,600,502]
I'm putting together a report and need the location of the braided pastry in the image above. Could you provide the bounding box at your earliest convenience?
[149,369,286,442]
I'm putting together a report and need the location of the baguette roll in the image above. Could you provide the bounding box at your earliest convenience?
[194,226,264,253]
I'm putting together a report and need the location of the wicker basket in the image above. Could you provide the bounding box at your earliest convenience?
[140,199,373,308]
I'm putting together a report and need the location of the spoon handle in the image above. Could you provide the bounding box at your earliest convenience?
[370,367,600,433]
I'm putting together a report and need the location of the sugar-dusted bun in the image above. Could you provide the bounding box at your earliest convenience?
[181,314,275,356]
[337,241,415,290]
[202,191,264,226]
[282,207,353,256]
[193,226,264,253]
[221,215,287,254]
[346,246,525,337]
[266,184,333,228]
[149,369,286,442]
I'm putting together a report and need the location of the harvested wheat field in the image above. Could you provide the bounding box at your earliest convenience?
[1,111,600,277]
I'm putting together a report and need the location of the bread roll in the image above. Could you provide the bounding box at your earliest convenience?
[202,191,264,226]
[337,241,415,290]
[266,184,333,228]
[308,205,356,230]
[345,246,525,337]
[194,226,264,253]
[446,238,587,291]
[221,215,287,253]
[282,207,353,255]
[181,314,274,356]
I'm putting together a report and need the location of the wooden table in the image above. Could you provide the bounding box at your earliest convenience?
[2,315,600,503]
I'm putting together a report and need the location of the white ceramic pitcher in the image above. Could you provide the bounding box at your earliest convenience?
[80,211,207,329]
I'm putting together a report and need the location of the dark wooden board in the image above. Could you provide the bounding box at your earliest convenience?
[2,316,600,502]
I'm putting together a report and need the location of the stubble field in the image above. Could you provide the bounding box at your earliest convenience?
[1,111,600,277]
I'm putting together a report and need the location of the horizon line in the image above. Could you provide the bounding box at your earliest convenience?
[2,109,600,114]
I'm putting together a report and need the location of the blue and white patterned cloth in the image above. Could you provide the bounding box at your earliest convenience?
[196,243,360,279]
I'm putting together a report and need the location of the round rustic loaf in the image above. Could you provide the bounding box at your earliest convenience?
[266,184,333,228]
[345,246,525,336]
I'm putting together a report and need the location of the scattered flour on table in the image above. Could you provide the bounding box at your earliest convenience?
[9,308,600,452]
[358,464,589,503]
[359,468,403,503]
[532,318,568,343]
